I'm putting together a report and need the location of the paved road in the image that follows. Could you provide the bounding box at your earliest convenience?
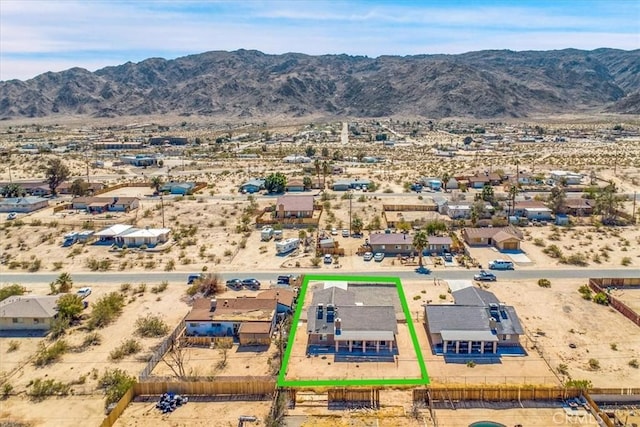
[2,268,638,285]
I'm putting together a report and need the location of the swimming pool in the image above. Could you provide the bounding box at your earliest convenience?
[469,422,507,427]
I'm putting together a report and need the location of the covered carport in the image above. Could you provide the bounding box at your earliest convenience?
[440,330,498,354]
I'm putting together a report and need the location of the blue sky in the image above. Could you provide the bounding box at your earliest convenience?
[1,0,638,81]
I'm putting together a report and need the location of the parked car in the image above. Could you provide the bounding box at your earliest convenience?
[488,259,515,270]
[363,252,374,261]
[6,212,17,220]
[443,253,453,262]
[374,252,385,262]
[76,287,92,299]
[242,278,261,289]
[187,274,203,285]
[323,254,333,264]
[226,279,243,289]
[341,229,349,238]
[331,228,338,236]
[474,270,497,281]
[276,275,296,286]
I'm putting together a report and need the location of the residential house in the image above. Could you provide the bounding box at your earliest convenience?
[523,207,552,221]
[283,154,311,163]
[284,179,305,192]
[0,295,59,332]
[148,136,188,146]
[446,204,472,219]
[468,173,502,189]
[184,297,277,346]
[307,286,398,355]
[274,195,314,219]
[426,236,453,255]
[159,182,195,195]
[29,185,52,197]
[425,286,524,356]
[94,224,134,244]
[94,142,144,150]
[115,227,171,248]
[256,289,297,315]
[369,232,414,256]
[550,170,583,185]
[240,179,266,194]
[562,198,594,216]
[0,197,49,213]
[57,181,106,195]
[461,226,523,251]
[71,196,140,213]
[331,178,371,191]
[119,154,158,167]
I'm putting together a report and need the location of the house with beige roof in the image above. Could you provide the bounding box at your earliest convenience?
[185,297,277,346]
[461,226,523,251]
[0,295,59,332]
[274,195,314,219]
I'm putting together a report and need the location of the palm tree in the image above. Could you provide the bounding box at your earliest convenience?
[313,159,321,186]
[508,185,519,216]
[321,160,331,188]
[412,230,429,267]
[150,176,164,194]
[442,172,450,193]
[52,272,73,293]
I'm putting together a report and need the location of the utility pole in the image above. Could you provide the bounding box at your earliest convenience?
[161,194,165,228]
[349,190,353,236]
[633,191,637,225]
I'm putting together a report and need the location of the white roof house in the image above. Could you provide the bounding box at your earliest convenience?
[116,227,171,247]
[94,224,133,238]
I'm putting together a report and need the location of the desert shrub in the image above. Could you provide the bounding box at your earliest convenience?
[466,360,476,368]
[33,340,69,366]
[28,378,70,401]
[48,316,71,340]
[81,332,102,348]
[537,278,551,288]
[610,343,618,351]
[87,292,125,329]
[135,315,169,338]
[542,244,563,259]
[119,283,131,293]
[164,259,176,271]
[621,257,632,266]
[98,368,136,407]
[135,283,147,294]
[564,379,592,389]
[2,382,13,398]
[109,339,142,361]
[588,359,600,370]
[7,340,20,352]
[578,285,592,300]
[186,273,223,297]
[592,292,608,305]
[0,284,26,302]
[563,253,588,266]
[27,258,42,272]
[629,359,639,369]
[533,238,545,247]
[557,364,569,376]
[86,257,112,271]
[52,261,64,270]
[413,295,421,300]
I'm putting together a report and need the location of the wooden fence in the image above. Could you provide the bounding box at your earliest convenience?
[413,386,581,404]
[328,388,380,409]
[139,316,186,380]
[382,204,438,212]
[589,278,640,327]
[584,391,615,427]
[181,336,233,347]
[134,378,275,398]
[99,386,135,427]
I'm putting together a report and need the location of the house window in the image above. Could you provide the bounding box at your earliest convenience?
[380,245,385,250]
[189,323,199,328]
[503,334,511,340]
[12,318,20,323]
[320,334,327,341]
[33,318,40,324]
[380,341,386,346]
[395,245,401,250]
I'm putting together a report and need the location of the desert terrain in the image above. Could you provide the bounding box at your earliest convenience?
[1,116,639,426]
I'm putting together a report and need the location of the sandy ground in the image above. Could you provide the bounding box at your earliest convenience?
[2,118,640,426]
[433,407,598,427]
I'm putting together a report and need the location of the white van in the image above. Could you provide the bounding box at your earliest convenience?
[488,259,514,270]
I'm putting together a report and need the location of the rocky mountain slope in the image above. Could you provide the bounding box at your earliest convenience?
[1,48,638,120]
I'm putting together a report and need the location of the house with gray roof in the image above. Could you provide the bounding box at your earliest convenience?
[424,287,523,357]
[0,196,49,213]
[0,295,60,332]
[307,286,398,356]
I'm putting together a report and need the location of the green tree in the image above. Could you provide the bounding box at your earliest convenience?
[547,184,567,214]
[305,145,316,158]
[321,160,330,187]
[595,182,624,225]
[50,272,73,294]
[265,172,287,194]
[150,176,164,193]
[70,178,90,197]
[424,219,447,235]
[303,176,312,190]
[45,158,70,196]
[351,216,364,235]
[313,158,321,185]
[481,184,494,203]
[471,200,486,226]
[1,183,25,198]
[508,185,519,216]
[441,172,450,192]
[412,230,429,266]
[56,294,84,320]
[0,284,26,302]
[321,147,329,158]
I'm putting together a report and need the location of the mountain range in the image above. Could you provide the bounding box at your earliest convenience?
[1,48,638,120]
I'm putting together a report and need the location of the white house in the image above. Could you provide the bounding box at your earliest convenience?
[446,204,472,219]
[550,170,583,185]
[0,197,49,213]
[115,227,171,247]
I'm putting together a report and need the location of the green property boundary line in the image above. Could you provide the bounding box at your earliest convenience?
[277,273,430,388]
